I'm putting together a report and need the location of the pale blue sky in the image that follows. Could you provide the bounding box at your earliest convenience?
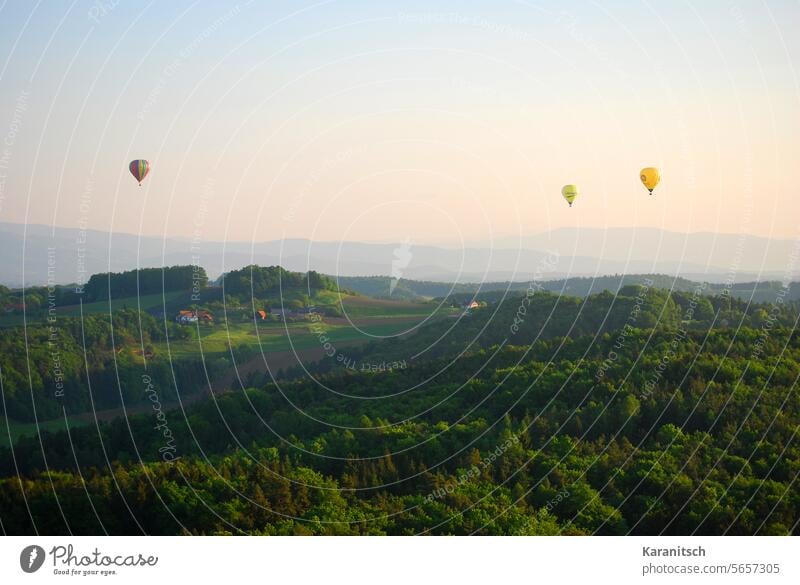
[0,0,797,243]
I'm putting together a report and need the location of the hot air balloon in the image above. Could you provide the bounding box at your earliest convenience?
[129,159,150,186]
[562,184,579,207]
[640,167,660,194]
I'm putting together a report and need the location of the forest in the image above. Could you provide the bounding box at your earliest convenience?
[1,279,798,535]
[82,265,208,302]
[220,265,338,301]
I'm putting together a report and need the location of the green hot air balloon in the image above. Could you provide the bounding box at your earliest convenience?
[562,184,579,207]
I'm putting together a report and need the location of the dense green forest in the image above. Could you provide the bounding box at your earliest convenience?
[1,328,797,535]
[1,279,798,535]
[220,265,337,301]
[302,284,798,378]
[83,265,208,302]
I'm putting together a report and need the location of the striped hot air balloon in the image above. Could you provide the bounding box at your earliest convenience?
[129,159,151,186]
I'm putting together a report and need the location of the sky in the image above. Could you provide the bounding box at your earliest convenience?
[0,0,798,246]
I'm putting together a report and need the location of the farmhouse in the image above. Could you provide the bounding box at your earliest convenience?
[175,310,197,324]
[175,310,213,324]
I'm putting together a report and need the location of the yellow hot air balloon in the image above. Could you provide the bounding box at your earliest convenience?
[562,184,579,207]
[640,167,660,194]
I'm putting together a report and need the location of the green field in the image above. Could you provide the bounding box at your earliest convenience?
[160,304,449,359]
[0,290,190,327]
[339,295,442,318]
[1,416,86,449]
[58,290,189,316]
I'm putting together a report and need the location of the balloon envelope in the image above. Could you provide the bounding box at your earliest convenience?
[129,159,151,185]
[640,167,660,192]
[561,184,579,206]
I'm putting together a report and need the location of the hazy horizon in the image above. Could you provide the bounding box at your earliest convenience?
[3,220,799,287]
[4,217,800,244]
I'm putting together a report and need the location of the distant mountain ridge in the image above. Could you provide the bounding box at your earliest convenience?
[1,222,797,287]
[338,274,800,304]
